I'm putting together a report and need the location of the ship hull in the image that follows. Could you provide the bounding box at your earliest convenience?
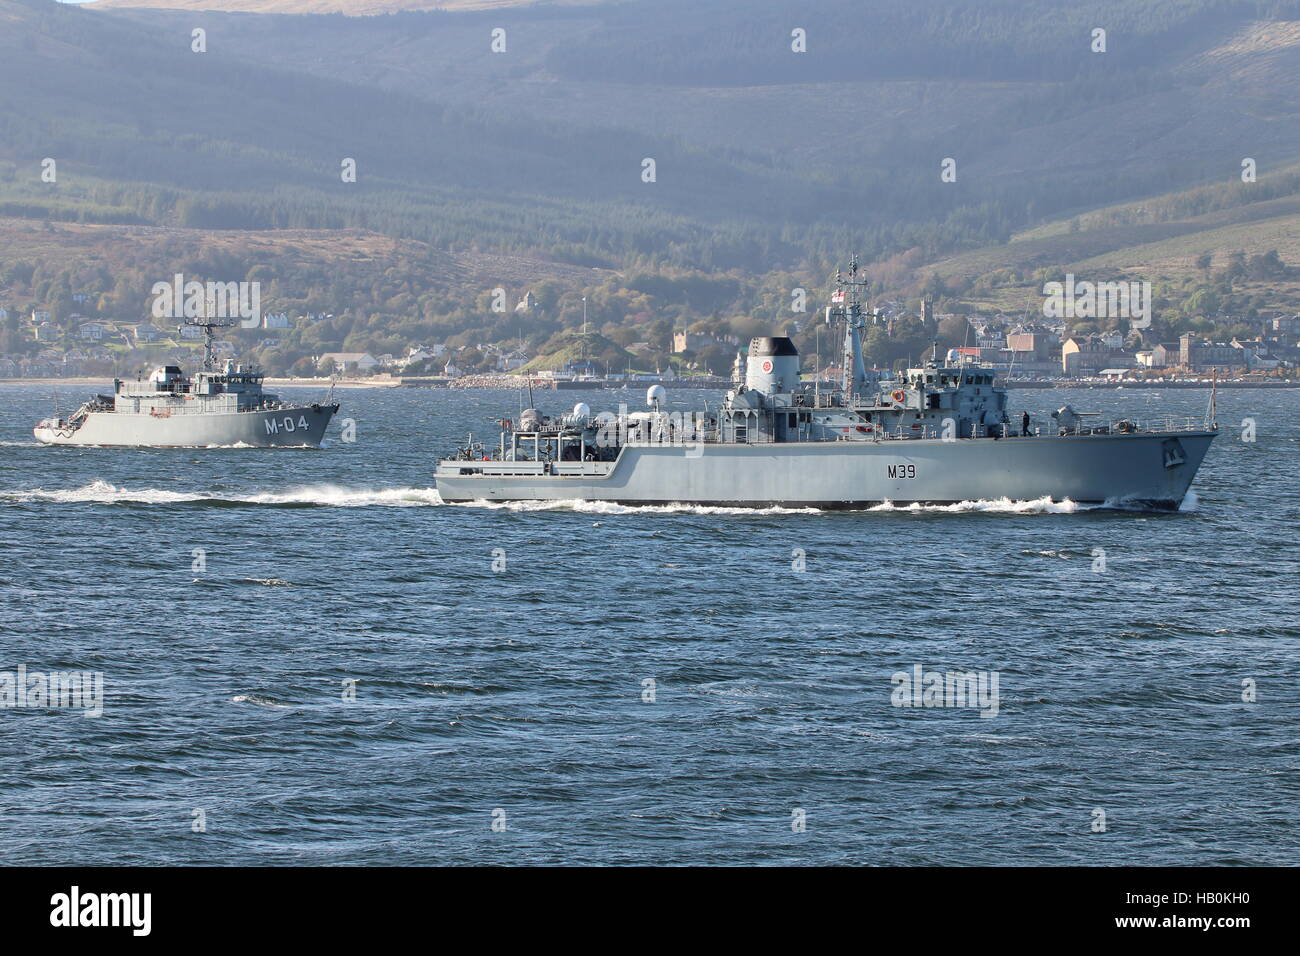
[435,431,1216,509]
[34,404,338,448]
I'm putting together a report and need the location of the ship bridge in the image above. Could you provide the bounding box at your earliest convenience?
[715,335,1011,442]
[110,359,280,416]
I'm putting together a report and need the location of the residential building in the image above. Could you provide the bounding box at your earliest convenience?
[1005,331,1055,358]
[1179,333,1247,371]
[1150,343,1181,368]
[1269,314,1298,336]
[133,323,162,344]
[1061,335,1120,376]
[318,352,379,373]
[672,331,721,353]
[497,349,529,372]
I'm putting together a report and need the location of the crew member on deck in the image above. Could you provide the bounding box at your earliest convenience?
[1022,411,1032,437]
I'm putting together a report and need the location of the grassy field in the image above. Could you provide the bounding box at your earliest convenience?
[0,216,612,298]
[916,159,1300,313]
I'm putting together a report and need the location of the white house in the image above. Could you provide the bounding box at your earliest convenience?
[404,344,446,365]
[497,349,529,372]
[32,310,51,324]
[133,322,162,344]
[318,352,379,374]
[78,321,110,341]
[263,313,291,329]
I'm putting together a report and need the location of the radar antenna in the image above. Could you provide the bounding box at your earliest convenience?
[184,318,236,372]
[835,254,871,314]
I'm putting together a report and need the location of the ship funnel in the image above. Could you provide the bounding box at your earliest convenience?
[745,336,799,395]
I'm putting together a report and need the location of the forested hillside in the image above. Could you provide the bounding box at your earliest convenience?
[4,0,1300,374]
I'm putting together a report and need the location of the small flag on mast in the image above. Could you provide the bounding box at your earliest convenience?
[830,290,846,303]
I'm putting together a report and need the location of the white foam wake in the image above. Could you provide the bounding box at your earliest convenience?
[453,496,1097,515]
[2,483,1189,515]
[868,496,1087,514]
[454,498,823,516]
[0,480,443,507]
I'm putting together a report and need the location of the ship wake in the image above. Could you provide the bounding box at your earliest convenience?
[2,482,1196,514]
[869,496,1089,514]
[0,480,442,508]
[457,495,1186,515]
[456,498,823,516]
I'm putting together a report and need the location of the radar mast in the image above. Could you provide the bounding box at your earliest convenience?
[831,255,871,397]
[182,318,236,372]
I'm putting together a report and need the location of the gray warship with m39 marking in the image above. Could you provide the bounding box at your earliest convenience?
[435,260,1217,509]
[34,319,339,448]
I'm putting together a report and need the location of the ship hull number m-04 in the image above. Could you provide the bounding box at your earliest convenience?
[266,415,310,435]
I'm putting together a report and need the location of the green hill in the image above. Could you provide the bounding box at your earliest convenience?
[517,331,634,373]
[6,0,1300,361]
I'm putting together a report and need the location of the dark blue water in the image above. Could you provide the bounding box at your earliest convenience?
[1,383,1297,865]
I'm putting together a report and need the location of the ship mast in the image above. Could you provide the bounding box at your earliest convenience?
[832,255,870,397]
[184,318,235,372]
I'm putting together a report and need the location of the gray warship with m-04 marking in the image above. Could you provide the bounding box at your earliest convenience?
[435,261,1216,509]
[34,320,339,448]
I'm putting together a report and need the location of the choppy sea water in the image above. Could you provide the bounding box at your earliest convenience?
[1,383,1297,865]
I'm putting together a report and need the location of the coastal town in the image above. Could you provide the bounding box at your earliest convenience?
[3,290,1298,388]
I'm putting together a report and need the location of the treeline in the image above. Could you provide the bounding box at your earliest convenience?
[6,0,1269,281]
[544,0,1300,86]
[5,0,1300,366]
[0,239,840,375]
